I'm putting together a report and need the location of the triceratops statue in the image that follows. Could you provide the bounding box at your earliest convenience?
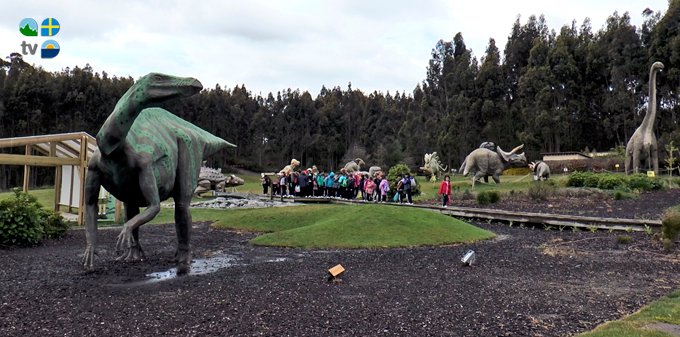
[462,144,526,187]
[529,161,550,181]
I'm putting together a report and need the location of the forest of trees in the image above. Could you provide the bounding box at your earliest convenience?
[1,1,679,190]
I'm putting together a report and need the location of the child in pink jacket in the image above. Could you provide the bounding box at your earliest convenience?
[379,176,389,202]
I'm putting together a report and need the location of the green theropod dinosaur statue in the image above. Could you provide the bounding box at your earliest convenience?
[82,73,235,274]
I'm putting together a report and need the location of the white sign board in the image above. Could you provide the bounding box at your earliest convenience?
[59,165,81,208]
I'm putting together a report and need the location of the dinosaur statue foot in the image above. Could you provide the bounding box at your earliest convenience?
[174,249,192,275]
[115,245,146,262]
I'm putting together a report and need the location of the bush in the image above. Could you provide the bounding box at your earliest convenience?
[584,174,600,188]
[628,174,663,191]
[662,206,680,251]
[567,172,663,192]
[0,189,44,246]
[476,192,490,205]
[617,235,633,244]
[0,188,68,246]
[386,164,420,198]
[476,191,500,205]
[567,172,589,187]
[41,208,69,239]
[597,175,627,190]
[528,182,556,201]
[613,190,628,200]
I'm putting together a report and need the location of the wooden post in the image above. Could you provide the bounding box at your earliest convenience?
[68,165,74,214]
[77,136,87,225]
[23,145,31,192]
[50,142,61,212]
[114,200,123,224]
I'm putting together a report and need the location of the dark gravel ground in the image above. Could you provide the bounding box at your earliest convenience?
[445,187,680,220]
[2,191,680,337]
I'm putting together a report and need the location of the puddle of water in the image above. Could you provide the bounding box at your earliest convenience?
[147,255,237,281]
[116,252,292,287]
[115,254,238,287]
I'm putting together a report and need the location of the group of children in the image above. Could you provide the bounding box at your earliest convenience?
[263,169,455,207]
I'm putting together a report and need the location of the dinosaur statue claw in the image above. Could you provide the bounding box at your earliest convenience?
[115,227,145,262]
[174,248,192,275]
[82,245,95,270]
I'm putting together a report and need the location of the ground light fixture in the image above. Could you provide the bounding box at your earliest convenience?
[461,250,476,266]
[327,264,345,283]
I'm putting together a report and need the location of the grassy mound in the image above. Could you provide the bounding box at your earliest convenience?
[576,289,680,337]
[211,204,495,248]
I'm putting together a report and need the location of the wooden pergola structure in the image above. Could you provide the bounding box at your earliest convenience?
[0,132,97,225]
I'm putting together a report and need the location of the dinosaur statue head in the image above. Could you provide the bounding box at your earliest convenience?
[497,144,527,167]
[136,72,203,104]
[354,158,365,167]
[651,62,664,72]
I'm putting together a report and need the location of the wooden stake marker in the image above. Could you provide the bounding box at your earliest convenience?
[328,264,345,283]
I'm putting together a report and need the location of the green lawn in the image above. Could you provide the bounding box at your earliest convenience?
[413,173,570,201]
[577,289,680,337]
[211,204,495,248]
[0,188,55,208]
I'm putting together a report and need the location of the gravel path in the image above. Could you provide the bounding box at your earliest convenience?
[2,209,680,336]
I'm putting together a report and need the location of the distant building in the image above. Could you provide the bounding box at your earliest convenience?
[541,152,592,162]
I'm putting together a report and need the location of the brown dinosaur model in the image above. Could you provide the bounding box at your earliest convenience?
[625,61,664,175]
[82,73,236,274]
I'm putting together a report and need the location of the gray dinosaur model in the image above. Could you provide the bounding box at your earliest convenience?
[625,61,664,175]
[82,73,236,274]
[529,161,550,181]
[343,158,365,173]
[459,142,498,182]
[462,144,526,186]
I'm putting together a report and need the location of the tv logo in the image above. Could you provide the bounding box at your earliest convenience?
[19,17,60,59]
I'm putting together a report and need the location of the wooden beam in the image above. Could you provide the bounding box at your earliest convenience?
[0,132,94,149]
[23,145,31,192]
[78,135,87,225]
[114,200,123,224]
[51,142,61,212]
[0,153,80,166]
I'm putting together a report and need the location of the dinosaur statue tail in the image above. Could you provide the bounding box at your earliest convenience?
[460,157,468,176]
[203,134,237,157]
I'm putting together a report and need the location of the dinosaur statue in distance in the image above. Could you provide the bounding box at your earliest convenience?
[462,144,526,187]
[625,61,664,175]
[420,152,448,182]
[82,73,236,274]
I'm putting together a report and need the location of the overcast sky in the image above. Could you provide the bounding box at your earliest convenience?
[0,0,670,96]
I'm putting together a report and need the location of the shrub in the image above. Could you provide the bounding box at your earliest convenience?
[476,191,500,205]
[0,189,45,246]
[41,208,69,239]
[386,164,420,198]
[583,174,600,188]
[662,206,680,251]
[597,175,627,190]
[476,192,490,205]
[567,172,663,192]
[612,189,637,200]
[488,191,500,203]
[628,174,663,191]
[528,182,556,201]
[616,235,632,244]
[0,188,68,246]
[567,172,589,187]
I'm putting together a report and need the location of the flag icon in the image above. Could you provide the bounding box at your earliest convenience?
[19,18,38,36]
[41,40,60,59]
[40,18,60,36]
